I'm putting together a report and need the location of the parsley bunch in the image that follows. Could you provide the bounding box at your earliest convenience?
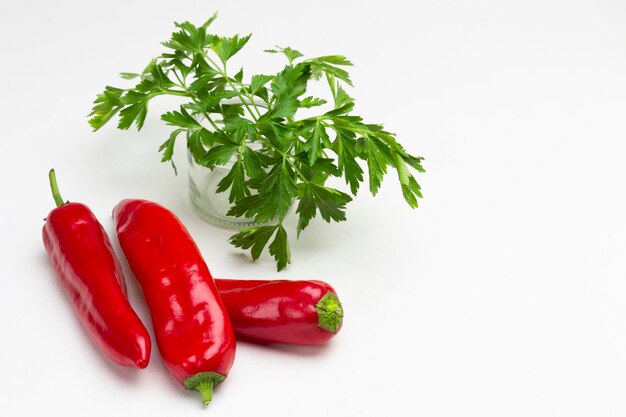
[89,14,424,270]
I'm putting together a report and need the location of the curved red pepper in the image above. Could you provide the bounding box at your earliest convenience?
[215,279,344,345]
[113,199,236,406]
[42,170,151,368]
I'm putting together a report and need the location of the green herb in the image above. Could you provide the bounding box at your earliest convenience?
[89,13,425,271]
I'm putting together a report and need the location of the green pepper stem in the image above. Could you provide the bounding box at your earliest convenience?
[196,380,214,406]
[48,169,66,207]
[315,291,344,333]
[184,371,225,406]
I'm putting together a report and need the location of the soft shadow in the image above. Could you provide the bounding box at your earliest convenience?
[227,251,280,271]
[237,337,332,357]
[230,251,252,264]
[91,347,143,384]
[152,349,185,391]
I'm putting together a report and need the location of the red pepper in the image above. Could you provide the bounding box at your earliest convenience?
[215,279,344,345]
[42,170,151,368]
[113,199,236,406]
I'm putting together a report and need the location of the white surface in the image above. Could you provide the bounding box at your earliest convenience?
[1,0,626,415]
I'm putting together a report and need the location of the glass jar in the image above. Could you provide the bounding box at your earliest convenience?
[187,96,267,229]
[187,148,262,228]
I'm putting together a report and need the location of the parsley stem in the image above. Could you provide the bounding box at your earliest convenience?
[202,112,222,132]
[247,94,263,117]
[229,76,263,118]
[254,135,307,181]
[199,51,259,122]
[164,70,226,135]
[221,62,259,121]
[263,142,308,183]
[173,71,185,88]
[154,89,189,98]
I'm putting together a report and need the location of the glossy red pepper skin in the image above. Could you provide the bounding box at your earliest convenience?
[42,201,151,368]
[113,199,236,405]
[215,279,344,345]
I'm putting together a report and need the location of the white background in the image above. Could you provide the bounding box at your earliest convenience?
[1,0,625,415]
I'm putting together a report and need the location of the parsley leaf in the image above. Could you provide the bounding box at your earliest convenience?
[268,224,291,270]
[334,131,364,195]
[296,182,352,236]
[118,101,148,130]
[270,63,311,119]
[304,121,330,165]
[161,107,201,128]
[249,74,273,94]
[229,224,278,261]
[229,223,292,270]
[259,161,298,220]
[212,34,252,64]
[216,158,249,203]
[265,46,304,65]
[158,128,185,174]
[299,96,327,108]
